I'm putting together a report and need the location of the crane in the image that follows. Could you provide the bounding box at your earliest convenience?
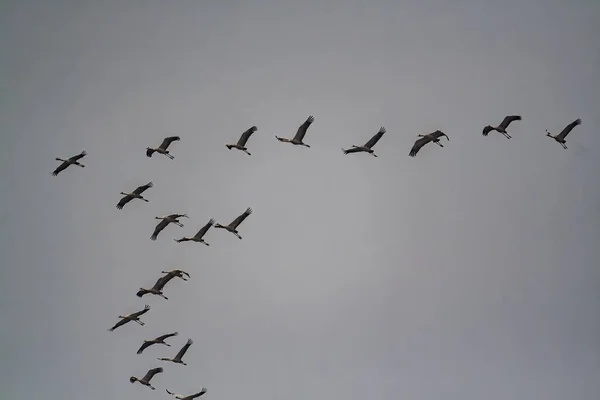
[482,115,522,139]
[146,136,181,159]
[130,367,163,390]
[275,115,314,147]
[226,126,257,155]
[51,150,87,176]
[151,213,188,241]
[546,118,581,149]
[166,388,208,400]
[342,127,386,157]
[158,338,193,365]
[409,130,450,157]
[214,207,252,239]
[175,218,215,245]
[161,269,191,282]
[107,304,150,331]
[116,181,154,209]
[137,275,172,300]
[137,332,179,354]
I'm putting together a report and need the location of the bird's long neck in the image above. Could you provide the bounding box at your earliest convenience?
[56,158,65,162]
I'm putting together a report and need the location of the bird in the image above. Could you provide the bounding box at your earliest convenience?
[175,218,215,245]
[342,127,386,157]
[130,367,163,390]
[214,207,253,240]
[137,332,179,354]
[146,136,181,159]
[482,115,522,139]
[108,304,150,331]
[275,115,315,147]
[158,338,193,365]
[546,118,581,149]
[137,275,171,300]
[116,182,154,209]
[161,269,191,282]
[51,150,87,176]
[166,388,208,400]
[151,213,188,240]
[409,130,450,157]
[226,126,257,155]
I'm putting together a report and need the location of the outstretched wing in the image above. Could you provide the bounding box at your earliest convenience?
[175,339,193,361]
[482,125,495,136]
[498,115,521,131]
[409,137,430,157]
[194,218,215,239]
[133,182,154,195]
[129,304,151,318]
[342,147,363,155]
[557,118,581,140]
[108,318,129,331]
[151,275,169,291]
[292,115,314,142]
[160,136,181,150]
[364,127,386,149]
[137,341,154,354]
[237,126,257,147]
[69,150,87,162]
[142,367,163,382]
[229,207,252,229]
[156,332,179,342]
[146,148,155,157]
[430,130,449,141]
[116,195,132,210]
[190,388,208,398]
[52,161,69,176]
[151,219,169,240]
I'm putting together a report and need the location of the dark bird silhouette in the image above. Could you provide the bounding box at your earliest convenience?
[137,332,179,354]
[51,150,87,176]
[137,275,171,300]
[151,213,188,241]
[116,182,154,209]
[482,115,522,139]
[409,130,450,157]
[158,338,193,365]
[214,207,252,240]
[161,269,191,281]
[175,219,215,245]
[146,136,180,159]
[108,304,150,332]
[130,367,163,390]
[342,127,386,157]
[166,388,208,400]
[275,115,314,147]
[226,126,257,155]
[546,118,581,149]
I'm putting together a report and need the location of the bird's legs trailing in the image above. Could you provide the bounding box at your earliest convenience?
[201,240,210,246]
[234,232,242,240]
[75,162,85,167]
[502,132,512,139]
[135,319,145,326]
[243,149,251,155]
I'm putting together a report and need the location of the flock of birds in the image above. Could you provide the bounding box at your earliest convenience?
[50,113,583,396]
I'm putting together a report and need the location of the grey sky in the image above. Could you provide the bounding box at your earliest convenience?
[1,1,599,399]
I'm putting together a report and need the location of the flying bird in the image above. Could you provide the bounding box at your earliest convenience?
[214,207,252,240]
[130,367,163,390]
[546,118,581,149]
[158,338,193,365]
[108,304,150,332]
[482,115,522,139]
[409,130,450,157]
[146,136,181,159]
[161,269,191,282]
[137,275,171,300]
[151,213,188,241]
[226,126,257,155]
[275,115,314,147]
[166,388,208,400]
[137,332,179,354]
[116,181,154,209]
[51,150,87,176]
[175,219,215,245]
[342,127,386,157]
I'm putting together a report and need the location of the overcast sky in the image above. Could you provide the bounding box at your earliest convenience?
[1,1,599,399]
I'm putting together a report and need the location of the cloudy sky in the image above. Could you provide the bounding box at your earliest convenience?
[1,1,599,399]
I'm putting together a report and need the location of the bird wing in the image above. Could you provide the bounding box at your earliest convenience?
[146,148,155,157]
[156,332,179,341]
[137,341,154,354]
[116,195,132,209]
[342,147,364,154]
[160,136,181,150]
[292,115,314,142]
[482,125,495,136]
[151,275,169,291]
[409,136,431,157]
[190,388,208,398]
[193,219,215,239]
[430,130,449,140]
[498,115,521,130]
[52,161,69,176]
[557,118,581,140]
[237,126,257,146]
[69,150,87,161]
[133,182,153,195]
[363,127,386,148]
[151,219,169,240]
[175,339,193,360]
[228,207,252,229]
[129,304,151,318]
[142,367,163,382]
[108,318,129,331]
